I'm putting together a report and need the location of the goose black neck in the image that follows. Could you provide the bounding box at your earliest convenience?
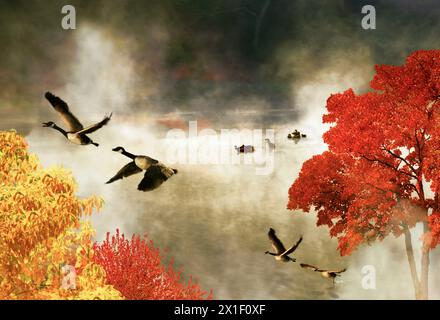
[122,150,136,159]
[52,124,68,137]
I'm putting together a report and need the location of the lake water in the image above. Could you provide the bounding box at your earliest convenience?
[1,114,431,299]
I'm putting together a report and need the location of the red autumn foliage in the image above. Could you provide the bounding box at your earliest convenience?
[93,230,213,300]
[288,50,440,298]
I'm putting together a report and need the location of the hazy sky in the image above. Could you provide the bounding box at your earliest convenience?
[1,0,440,299]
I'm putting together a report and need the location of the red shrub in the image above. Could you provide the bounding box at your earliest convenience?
[93,230,213,300]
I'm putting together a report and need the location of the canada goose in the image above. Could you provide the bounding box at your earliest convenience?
[265,138,275,152]
[265,228,303,262]
[106,146,178,191]
[43,92,112,146]
[300,263,347,285]
[287,130,306,140]
[235,145,255,154]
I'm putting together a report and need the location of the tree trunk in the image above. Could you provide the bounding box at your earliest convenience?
[411,176,430,299]
[404,225,429,299]
[404,227,420,298]
[419,221,430,299]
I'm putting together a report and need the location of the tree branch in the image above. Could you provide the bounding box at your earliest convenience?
[404,183,421,198]
[381,146,418,176]
[361,155,418,179]
[414,130,425,171]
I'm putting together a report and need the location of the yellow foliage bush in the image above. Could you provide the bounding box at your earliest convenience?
[0,130,122,300]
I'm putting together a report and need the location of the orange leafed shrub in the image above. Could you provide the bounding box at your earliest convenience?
[94,230,213,300]
[0,130,122,299]
[1,130,213,300]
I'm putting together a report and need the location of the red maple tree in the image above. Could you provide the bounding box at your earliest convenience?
[288,50,440,299]
[93,230,213,300]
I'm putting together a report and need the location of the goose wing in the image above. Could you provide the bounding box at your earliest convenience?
[300,263,320,272]
[281,236,303,257]
[327,268,347,274]
[45,92,83,131]
[137,164,170,192]
[77,113,112,135]
[159,164,176,179]
[106,162,142,184]
[268,228,286,255]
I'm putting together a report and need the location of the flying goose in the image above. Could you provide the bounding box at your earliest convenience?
[265,228,303,262]
[43,92,112,146]
[106,147,178,191]
[300,263,347,285]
